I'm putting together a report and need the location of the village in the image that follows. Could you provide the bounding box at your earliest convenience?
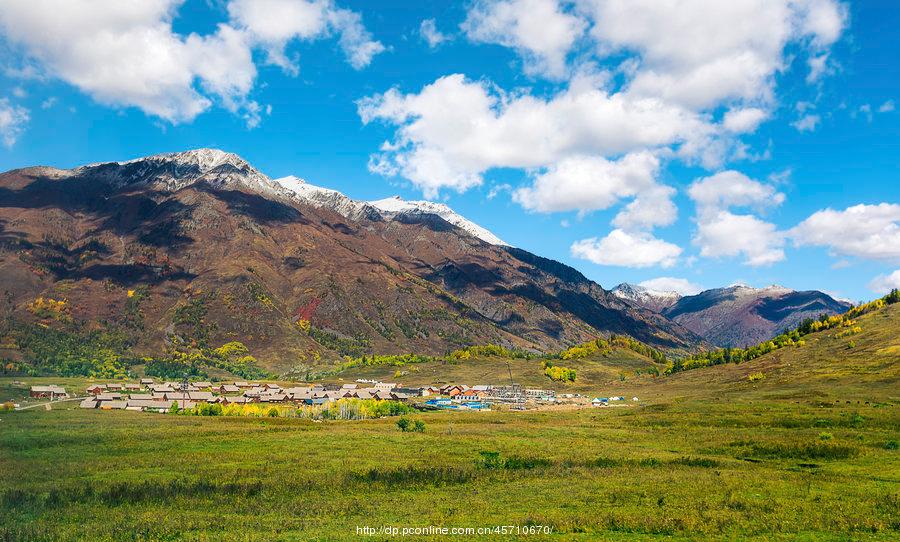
[21,381,638,413]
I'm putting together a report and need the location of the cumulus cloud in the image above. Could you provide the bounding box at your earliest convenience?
[693,210,786,266]
[359,72,711,197]
[512,151,659,214]
[0,98,30,147]
[688,171,786,266]
[462,0,586,79]
[420,19,448,48]
[570,229,681,268]
[868,270,900,295]
[0,0,381,125]
[688,170,785,214]
[790,203,900,262]
[638,277,704,296]
[879,100,896,113]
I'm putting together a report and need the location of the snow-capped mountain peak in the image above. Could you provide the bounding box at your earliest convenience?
[611,283,682,312]
[72,148,283,195]
[369,196,510,246]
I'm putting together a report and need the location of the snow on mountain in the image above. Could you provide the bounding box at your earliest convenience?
[369,196,510,246]
[611,283,682,312]
[273,175,379,221]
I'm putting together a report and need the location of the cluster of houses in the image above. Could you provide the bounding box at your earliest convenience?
[23,380,620,414]
[77,379,431,412]
[73,380,561,413]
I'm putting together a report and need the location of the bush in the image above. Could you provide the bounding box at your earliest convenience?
[747,372,765,383]
[396,416,411,432]
[412,420,426,433]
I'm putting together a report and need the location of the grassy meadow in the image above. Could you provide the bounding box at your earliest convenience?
[0,306,898,540]
[0,395,898,541]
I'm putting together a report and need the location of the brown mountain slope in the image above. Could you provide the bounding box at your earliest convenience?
[0,149,700,374]
[662,285,852,347]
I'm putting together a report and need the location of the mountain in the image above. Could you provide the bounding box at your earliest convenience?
[0,149,700,375]
[661,285,852,347]
[611,283,682,312]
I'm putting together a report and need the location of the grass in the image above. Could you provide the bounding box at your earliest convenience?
[0,306,896,540]
[0,393,897,541]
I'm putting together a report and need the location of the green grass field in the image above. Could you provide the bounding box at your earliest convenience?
[0,306,898,541]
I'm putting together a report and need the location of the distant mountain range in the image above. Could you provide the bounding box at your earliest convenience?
[0,149,700,374]
[612,283,852,347]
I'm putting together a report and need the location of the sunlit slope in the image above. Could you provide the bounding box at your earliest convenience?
[656,302,900,401]
[332,347,664,391]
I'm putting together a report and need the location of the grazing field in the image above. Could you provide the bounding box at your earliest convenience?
[1,392,898,541]
[1,306,898,541]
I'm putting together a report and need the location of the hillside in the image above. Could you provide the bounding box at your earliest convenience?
[331,346,665,392]
[0,149,699,378]
[653,301,900,402]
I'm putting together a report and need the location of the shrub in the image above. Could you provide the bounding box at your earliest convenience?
[884,440,899,450]
[412,420,426,433]
[747,372,765,383]
[396,416,411,432]
[819,432,833,441]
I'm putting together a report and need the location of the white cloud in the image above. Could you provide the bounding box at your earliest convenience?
[462,0,586,79]
[688,170,786,266]
[878,100,895,113]
[693,210,786,266]
[420,18,448,48]
[359,72,712,197]
[688,170,785,214]
[722,107,768,133]
[571,229,681,268]
[0,0,380,125]
[868,270,900,295]
[0,98,30,147]
[40,96,57,109]
[790,203,900,262]
[512,151,659,214]
[12,86,26,98]
[612,183,677,231]
[638,277,703,296]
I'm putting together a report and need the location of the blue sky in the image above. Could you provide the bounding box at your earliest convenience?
[0,0,898,302]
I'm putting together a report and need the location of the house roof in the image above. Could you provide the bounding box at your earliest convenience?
[31,385,66,393]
